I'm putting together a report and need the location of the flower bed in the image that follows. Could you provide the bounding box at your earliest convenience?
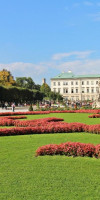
[0,115,100,136]
[88,114,100,118]
[50,109,100,114]
[0,111,50,116]
[0,109,100,116]
[0,117,100,136]
[36,141,100,158]
[0,116,64,127]
[0,116,27,126]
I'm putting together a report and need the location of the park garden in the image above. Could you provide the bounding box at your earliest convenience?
[0,109,100,200]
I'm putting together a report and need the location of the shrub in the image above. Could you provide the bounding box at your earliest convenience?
[0,115,100,136]
[29,104,33,111]
[36,142,97,158]
[95,144,100,158]
[88,114,100,118]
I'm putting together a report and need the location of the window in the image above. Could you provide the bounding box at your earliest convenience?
[96,81,98,84]
[58,82,60,86]
[82,87,85,93]
[76,81,78,85]
[63,82,68,85]
[53,82,56,86]
[76,88,78,93]
[53,88,56,92]
[87,87,89,93]
[87,81,89,85]
[63,88,68,93]
[91,87,94,93]
[71,81,73,85]
[71,88,74,93]
[91,81,94,85]
[82,81,84,85]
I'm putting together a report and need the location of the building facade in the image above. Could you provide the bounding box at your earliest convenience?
[51,71,100,101]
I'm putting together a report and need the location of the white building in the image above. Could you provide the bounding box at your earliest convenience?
[51,71,100,101]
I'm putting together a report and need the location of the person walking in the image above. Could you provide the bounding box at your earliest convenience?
[5,102,8,110]
[12,103,15,112]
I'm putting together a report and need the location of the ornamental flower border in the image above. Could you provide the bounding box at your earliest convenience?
[36,142,100,159]
[0,114,100,158]
[0,116,100,136]
[0,109,100,116]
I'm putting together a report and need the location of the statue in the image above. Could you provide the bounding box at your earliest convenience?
[92,79,100,108]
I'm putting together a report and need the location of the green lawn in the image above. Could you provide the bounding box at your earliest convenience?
[0,113,100,200]
[25,112,100,125]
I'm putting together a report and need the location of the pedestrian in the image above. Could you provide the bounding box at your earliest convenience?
[5,102,8,110]
[12,103,15,112]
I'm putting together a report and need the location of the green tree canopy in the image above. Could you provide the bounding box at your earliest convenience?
[0,86,44,104]
[49,91,63,102]
[40,83,51,96]
[16,77,35,89]
[16,77,41,90]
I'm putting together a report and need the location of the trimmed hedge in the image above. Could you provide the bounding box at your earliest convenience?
[88,114,100,118]
[36,141,100,158]
[0,116,100,136]
[0,111,50,116]
[0,109,100,116]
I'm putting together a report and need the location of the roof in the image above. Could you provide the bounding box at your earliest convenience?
[51,71,100,80]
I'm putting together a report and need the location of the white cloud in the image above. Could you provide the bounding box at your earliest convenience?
[54,59,100,75]
[0,51,100,84]
[0,62,46,74]
[0,62,48,84]
[52,51,94,60]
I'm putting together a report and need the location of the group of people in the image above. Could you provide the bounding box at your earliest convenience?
[66,100,92,109]
[1,102,8,110]
[1,102,15,112]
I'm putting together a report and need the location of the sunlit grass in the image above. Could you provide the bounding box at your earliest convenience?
[0,113,100,200]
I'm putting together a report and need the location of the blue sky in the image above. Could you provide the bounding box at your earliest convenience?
[0,0,100,85]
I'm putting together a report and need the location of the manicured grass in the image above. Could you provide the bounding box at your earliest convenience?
[26,113,100,125]
[0,113,100,200]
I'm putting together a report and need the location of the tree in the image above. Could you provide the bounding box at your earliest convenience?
[16,77,35,89]
[49,91,63,102]
[56,93,63,102]
[0,69,16,86]
[0,86,44,104]
[34,84,41,91]
[40,83,51,97]
[49,91,57,102]
[33,90,44,103]
[16,77,41,90]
